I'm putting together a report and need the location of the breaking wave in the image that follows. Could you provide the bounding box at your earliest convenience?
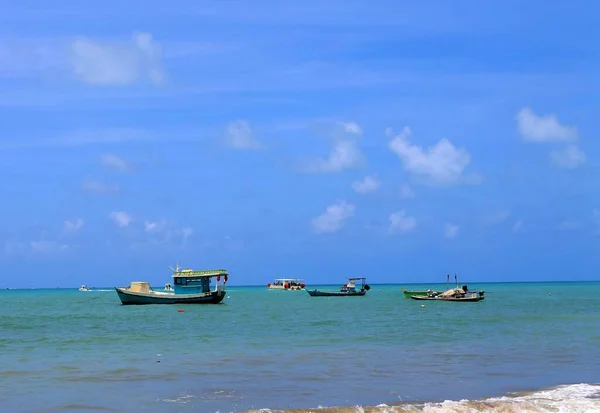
[243,383,600,413]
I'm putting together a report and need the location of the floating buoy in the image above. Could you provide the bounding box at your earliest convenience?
[421,304,426,308]
[177,309,185,312]
[548,292,552,296]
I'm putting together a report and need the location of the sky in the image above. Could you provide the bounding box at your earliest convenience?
[1,0,599,288]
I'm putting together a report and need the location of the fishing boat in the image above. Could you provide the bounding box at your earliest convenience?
[410,286,485,302]
[114,263,228,305]
[410,274,485,302]
[79,284,91,292]
[401,287,442,298]
[306,277,371,297]
[267,278,306,291]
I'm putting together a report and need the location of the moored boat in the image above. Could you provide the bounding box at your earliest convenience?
[306,277,371,297]
[410,285,485,302]
[267,278,305,291]
[401,287,442,298]
[114,263,228,305]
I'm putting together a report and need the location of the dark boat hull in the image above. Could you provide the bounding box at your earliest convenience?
[115,287,226,305]
[410,295,484,302]
[306,289,366,297]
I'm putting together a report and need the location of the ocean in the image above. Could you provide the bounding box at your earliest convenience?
[1,281,600,412]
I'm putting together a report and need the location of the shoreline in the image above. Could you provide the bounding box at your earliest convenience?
[238,382,600,413]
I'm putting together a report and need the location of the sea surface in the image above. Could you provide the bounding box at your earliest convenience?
[1,282,600,412]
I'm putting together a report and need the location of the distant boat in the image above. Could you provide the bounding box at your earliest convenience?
[306,277,371,297]
[409,274,484,302]
[401,287,442,298]
[79,285,91,292]
[114,263,228,305]
[410,287,485,302]
[267,278,306,291]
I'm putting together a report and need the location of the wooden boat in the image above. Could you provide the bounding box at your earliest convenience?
[268,278,306,291]
[410,285,485,302]
[306,277,370,297]
[401,287,442,298]
[114,263,228,305]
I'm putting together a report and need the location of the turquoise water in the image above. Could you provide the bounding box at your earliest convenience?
[1,282,600,412]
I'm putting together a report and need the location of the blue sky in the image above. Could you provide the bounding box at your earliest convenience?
[1,0,599,288]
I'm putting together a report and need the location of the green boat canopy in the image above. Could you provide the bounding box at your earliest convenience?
[172,269,228,278]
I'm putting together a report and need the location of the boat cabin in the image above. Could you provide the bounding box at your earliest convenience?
[341,277,370,293]
[172,268,228,295]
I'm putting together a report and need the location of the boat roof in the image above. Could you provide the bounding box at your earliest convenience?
[274,278,304,281]
[348,277,366,280]
[172,269,228,278]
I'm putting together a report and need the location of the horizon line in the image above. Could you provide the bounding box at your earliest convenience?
[3,279,600,290]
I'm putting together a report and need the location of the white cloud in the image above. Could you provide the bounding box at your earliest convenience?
[399,184,415,199]
[82,180,120,195]
[516,107,577,142]
[444,223,459,238]
[100,154,131,171]
[307,140,363,173]
[513,220,523,233]
[341,121,362,135]
[388,127,473,185]
[5,240,71,257]
[558,220,579,230]
[550,145,586,169]
[352,175,380,194]
[464,173,484,185]
[224,120,261,150]
[312,201,355,233]
[178,227,194,240]
[122,220,194,251]
[70,32,163,86]
[144,220,167,233]
[30,241,70,255]
[109,211,132,227]
[389,210,417,233]
[484,210,510,226]
[64,218,84,233]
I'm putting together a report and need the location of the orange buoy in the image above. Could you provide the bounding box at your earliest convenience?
[177,309,184,312]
